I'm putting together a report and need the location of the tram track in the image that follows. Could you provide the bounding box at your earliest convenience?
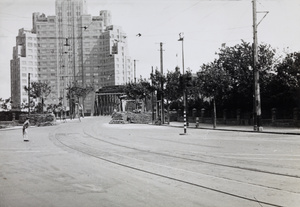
[53,133,285,207]
[82,126,300,180]
[51,123,299,207]
[55,132,299,192]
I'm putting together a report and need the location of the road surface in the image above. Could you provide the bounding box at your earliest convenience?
[1,116,299,207]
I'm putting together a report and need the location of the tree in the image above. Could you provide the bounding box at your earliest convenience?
[150,69,166,95]
[66,82,93,117]
[197,60,232,128]
[0,97,11,111]
[265,52,300,111]
[164,69,182,105]
[216,40,276,111]
[164,69,196,112]
[24,81,51,113]
[124,78,153,112]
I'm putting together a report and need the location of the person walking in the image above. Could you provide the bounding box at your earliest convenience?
[78,104,84,118]
[62,107,67,123]
[23,117,30,142]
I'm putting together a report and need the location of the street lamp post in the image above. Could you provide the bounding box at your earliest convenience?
[178,33,187,134]
[28,73,31,115]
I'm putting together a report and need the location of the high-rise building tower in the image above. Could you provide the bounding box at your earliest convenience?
[11,0,133,114]
[10,28,38,110]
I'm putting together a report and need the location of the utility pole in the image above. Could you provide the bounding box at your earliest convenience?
[134,59,137,83]
[252,0,262,131]
[28,73,30,115]
[160,42,165,124]
[151,66,155,124]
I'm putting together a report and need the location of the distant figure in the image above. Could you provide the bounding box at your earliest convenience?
[78,104,84,118]
[76,103,82,122]
[62,108,67,123]
[23,117,30,142]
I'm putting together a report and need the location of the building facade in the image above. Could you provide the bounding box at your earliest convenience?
[10,28,38,110]
[11,0,133,114]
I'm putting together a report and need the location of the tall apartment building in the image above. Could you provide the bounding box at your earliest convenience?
[10,28,38,110]
[11,0,133,114]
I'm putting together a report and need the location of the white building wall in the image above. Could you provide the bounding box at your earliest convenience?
[10,29,38,110]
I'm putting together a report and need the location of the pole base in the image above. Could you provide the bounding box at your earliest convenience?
[258,126,263,131]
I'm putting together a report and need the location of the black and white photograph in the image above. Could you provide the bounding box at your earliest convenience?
[0,0,300,206]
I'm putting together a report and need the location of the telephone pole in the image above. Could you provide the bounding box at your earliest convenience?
[252,0,263,131]
[134,59,138,84]
[160,42,165,124]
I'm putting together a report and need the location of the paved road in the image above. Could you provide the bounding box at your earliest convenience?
[1,116,300,207]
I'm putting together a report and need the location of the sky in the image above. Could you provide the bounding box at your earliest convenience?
[0,0,300,99]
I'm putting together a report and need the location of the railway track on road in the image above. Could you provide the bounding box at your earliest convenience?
[50,120,300,207]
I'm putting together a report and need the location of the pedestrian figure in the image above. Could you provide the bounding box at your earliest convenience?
[79,104,84,118]
[75,103,81,122]
[23,117,30,142]
[62,107,67,123]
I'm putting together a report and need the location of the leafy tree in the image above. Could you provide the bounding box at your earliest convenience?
[150,69,166,95]
[265,52,300,111]
[164,68,195,113]
[216,40,276,111]
[66,83,94,103]
[66,82,93,117]
[0,97,11,111]
[24,81,51,113]
[165,69,182,104]
[124,79,152,100]
[197,60,233,128]
[124,78,153,111]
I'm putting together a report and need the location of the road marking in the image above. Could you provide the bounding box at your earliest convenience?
[15,151,41,153]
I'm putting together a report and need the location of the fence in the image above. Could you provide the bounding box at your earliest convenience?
[0,111,27,122]
[169,107,300,127]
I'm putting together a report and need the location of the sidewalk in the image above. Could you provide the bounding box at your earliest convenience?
[168,121,300,135]
[0,117,81,131]
[1,118,300,135]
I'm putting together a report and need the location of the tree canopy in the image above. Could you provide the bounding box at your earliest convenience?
[24,81,51,113]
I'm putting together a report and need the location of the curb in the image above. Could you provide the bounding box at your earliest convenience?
[167,124,300,136]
